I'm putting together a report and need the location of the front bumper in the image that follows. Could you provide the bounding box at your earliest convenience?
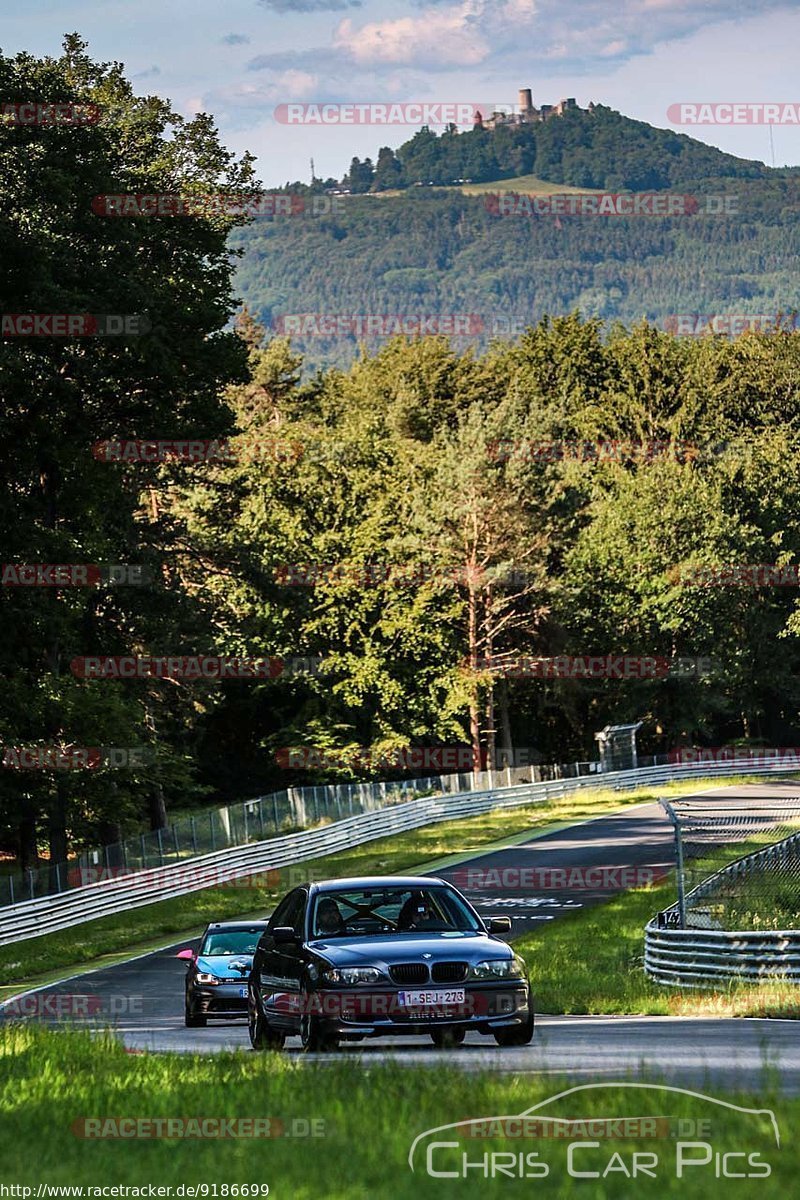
[266,981,533,1037]
[189,982,250,1018]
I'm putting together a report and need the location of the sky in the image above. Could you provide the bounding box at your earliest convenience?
[1,0,799,186]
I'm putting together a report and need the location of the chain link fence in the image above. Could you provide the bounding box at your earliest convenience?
[0,754,616,907]
[660,787,800,930]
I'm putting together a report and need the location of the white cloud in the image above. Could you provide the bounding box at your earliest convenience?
[333,0,538,68]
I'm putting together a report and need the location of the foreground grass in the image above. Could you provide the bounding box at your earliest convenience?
[0,1025,793,1197]
[521,879,800,1019]
[0,777,749,989]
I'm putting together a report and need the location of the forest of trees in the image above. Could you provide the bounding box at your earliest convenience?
[232,177,800,374]
[3,40,800,878]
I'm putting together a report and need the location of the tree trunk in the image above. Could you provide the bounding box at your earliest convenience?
[498,679,514,768]
[48,778,69,893]
[18,797,39,873]
[149,782,168,832]
[467,577,482,774]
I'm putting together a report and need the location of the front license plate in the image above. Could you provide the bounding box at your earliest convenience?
[397,988,465,1006]
[239,987,248,998]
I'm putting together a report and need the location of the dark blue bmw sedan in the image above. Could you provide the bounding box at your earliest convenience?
[247,875,534,1051]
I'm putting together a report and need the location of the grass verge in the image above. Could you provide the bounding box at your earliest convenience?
[0,1024,793,1196]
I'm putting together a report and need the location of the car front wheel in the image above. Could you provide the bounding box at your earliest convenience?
[299,992,338,1052]
[248,989,285,1051]
[493,1008,534,1047]
[184,997,207,1028]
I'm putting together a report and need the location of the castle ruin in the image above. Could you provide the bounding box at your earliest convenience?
[475,88,591,130]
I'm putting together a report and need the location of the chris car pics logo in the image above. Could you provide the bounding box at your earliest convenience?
[408,1083,779,1180]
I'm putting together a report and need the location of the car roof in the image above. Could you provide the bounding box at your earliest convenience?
[202,920,269,931]
[308,875,445,892]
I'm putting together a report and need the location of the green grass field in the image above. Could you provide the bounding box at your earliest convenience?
[374,175,605,198]
[0,1024,794,1197]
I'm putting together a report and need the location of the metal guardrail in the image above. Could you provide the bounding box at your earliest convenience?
[646,829,800,987]
[1,758,606,906]
[2,754,798,948]
[645,925,800,987]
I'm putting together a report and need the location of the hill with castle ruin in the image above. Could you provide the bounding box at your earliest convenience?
[327,99,772,194]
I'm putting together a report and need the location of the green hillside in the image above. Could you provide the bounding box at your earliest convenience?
[231,176,800,373]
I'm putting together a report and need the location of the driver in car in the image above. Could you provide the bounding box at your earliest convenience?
[315,896,345,937]
[398,892,446,930]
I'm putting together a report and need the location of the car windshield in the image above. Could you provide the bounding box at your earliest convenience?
[200,930,261,956]
[310,886,480,939]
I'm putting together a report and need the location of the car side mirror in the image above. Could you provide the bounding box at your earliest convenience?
[176,948,195,960]
[488,917,512,934]
[272,926,297,944]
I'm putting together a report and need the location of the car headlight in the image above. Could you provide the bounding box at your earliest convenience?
[321,966,384,985]
[468,956,525,981]
[195,972,222,985]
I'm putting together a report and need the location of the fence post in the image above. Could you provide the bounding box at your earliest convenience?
[191,816,197,854]
[9,875,14,905]
[157,828,164,866]
[173,825,180,859]
[210,811,216,852]
[140,833,147,870]
[272,794,279,831]
[661,800,687,929]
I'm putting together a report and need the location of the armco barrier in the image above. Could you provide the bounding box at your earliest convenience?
[1,755,797,947]
[645,924,800,986]
[646,829,800,987]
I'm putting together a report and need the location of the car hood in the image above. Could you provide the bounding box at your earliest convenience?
[196,955,253,979]
[307,931,511,968]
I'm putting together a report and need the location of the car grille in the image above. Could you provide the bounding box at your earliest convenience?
[390,963,429,985]
[431,962,468,983]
